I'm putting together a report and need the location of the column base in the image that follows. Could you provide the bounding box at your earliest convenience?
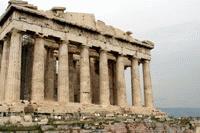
[0,101,165,117]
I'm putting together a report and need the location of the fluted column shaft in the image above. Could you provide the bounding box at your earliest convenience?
[58,41,69,103]
[45,49,56,101]
[99,50,110,105]
[31,36,45,102]
[80,45,91,104]
[116,55,127,106]
[131,58,142,107]
[0,38,9,101]
[5,30,22,102]
[0,43,3,70]
[143,60,154,108]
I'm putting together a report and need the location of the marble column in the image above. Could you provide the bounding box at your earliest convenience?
[31,35,45,102]
[116,55,127,106]
[0,42,3,70]
[80,45,91,104]
[45,49,56,101]
[58,41,69,103]
[5,30,22,102]
[143,60,154,108]
[0,38,9,101]
[131,58,142,107]
[99,50,110,105]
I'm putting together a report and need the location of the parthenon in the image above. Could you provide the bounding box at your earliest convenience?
[0,0,157,115]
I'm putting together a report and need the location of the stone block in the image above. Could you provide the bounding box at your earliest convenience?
[38,118,48,125]
[9,0,28,5]
[64,12,96,30]
[0,117,9,125]
[41,125,54,131]
[57,125,69,130]
[29,131,40,133]
[24,115,32,122]
[9,116,22,124]
[16,131,29,133]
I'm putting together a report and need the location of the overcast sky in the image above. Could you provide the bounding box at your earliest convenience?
[0,0,200,108]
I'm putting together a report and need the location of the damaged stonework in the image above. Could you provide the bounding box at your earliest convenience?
[0,0,159,115]
[0,112,199,133]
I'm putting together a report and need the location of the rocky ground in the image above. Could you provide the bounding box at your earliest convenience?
[0,112,199,133]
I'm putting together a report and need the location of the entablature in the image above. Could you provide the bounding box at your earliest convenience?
[0,4,152,60]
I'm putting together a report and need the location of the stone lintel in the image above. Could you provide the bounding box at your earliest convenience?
[0,18,151,60]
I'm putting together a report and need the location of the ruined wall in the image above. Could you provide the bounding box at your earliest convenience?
[0,114,197,133]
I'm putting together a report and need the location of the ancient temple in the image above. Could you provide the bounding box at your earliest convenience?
[0,0,157,114]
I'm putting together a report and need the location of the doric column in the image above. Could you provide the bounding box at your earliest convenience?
[31,35,45,102]
[58,41,69,103]
[116,55,127,106]
[99,50,110,106]
[0,42,3,70]
[5,30,22,102]
[80,45,91,104]
[131,57,142,107]
[143,60,154,108]
[45,48,56,101]
[0,37,9,101]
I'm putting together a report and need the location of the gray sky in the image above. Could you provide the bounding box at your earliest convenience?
[0,0,200,108]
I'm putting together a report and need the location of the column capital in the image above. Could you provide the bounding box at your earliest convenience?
[131,56,140,61]
[34,33,45,39]
[1,35,9,42]
[80,45,89,49]
[59,39,69,45]
[100,49,108,53]
[10,28,21,34]
[142,59,151,64]
[117,54,125,58]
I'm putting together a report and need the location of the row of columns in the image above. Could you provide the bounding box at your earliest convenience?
[0,30,153,108]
